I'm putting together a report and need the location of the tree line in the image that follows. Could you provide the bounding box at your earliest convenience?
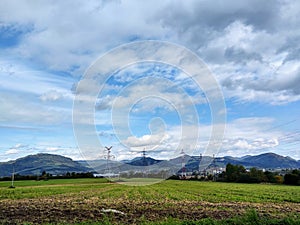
[218,163,300,185]
[168,163,300,185]
[1,165,300,185]
[0,171,94,181]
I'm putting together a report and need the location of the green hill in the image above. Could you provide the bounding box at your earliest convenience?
[0,153,90,177]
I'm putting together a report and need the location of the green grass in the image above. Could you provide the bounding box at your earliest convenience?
[0,179,299,203]
[0,178,109,199]
[0,179,299,224]
[152,181,300,203]
[22,210,300,225]
[0,178,108,187]
[141,210,300,225]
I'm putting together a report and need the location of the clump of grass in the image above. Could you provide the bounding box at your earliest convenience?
[1,180,299,224]
[3,210,299,225]
[140,210,300,225]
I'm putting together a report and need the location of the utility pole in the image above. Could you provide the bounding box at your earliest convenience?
[10,166,15,188]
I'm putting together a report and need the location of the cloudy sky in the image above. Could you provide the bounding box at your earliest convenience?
[0,0,300,162]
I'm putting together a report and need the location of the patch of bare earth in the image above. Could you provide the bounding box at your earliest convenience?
[0,195,299,224]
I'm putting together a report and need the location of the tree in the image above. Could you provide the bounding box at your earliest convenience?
[274,175,284,184]
[284,172,300,185]
[249,168,267,183]
[264,171,276,183]
[225,164,246,182]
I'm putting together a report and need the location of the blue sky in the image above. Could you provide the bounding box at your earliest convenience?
[0,0,300,161]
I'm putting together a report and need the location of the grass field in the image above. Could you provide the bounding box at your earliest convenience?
[0,178,299,224]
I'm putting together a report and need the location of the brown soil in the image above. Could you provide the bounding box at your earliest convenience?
[0,195,299,224]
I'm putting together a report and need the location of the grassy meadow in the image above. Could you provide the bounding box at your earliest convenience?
[0,178,299,224]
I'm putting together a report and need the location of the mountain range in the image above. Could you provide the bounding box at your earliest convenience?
[0,152,299,177]
[0,153,89,177]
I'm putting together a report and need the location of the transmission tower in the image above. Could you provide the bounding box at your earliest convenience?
[212,154,216,169]
[199,153,203,175]
[180,149,186,179]
[142,148,147,166]
[104,146,115,176]
[212,154,217,181]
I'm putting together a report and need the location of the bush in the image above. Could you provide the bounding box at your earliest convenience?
[284,173,300,185]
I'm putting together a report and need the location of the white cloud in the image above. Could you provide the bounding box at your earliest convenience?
[1,0,299,105]
[0,0,167,75]
[123,133,168,151]
[106,76,206,112]
[0,0,299,161]
[13,143,27,149]
[113,117,285,160]
[0,144,85,162]
[0,92,71,125]
[4,143,28,156]
[45,147,59,151]
[152,1,300,104]
[40,89,72,102]
[218,117,283,157]
[0,61,73,95]
[5,148,19,155]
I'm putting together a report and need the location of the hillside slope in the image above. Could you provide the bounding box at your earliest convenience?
[0,153,90,177]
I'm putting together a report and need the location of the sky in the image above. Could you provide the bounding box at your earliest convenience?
[0,0,300,162]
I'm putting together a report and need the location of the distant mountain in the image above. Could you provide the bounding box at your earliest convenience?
[168,152,300,172]
[125,157,162,166]
[0,153,90,177]
[79,152,300,174]
[1,152,299,177]
[238,153,300,169]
